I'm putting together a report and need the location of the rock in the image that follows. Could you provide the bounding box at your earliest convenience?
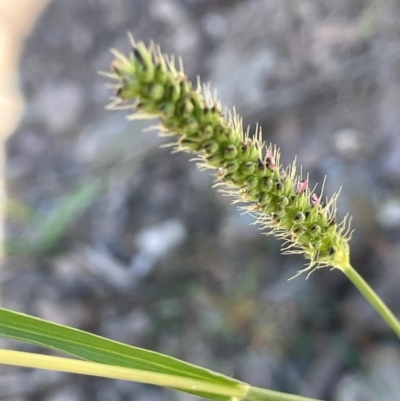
[33,81,84,134]
[130,218,187,277]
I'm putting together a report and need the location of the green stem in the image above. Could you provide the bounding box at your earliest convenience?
[0,349,246,398]
[341,263,400,339]
[0,349,325,401]
[246,386,324,401]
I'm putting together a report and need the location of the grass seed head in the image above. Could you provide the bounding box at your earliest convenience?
[106,38,352,276]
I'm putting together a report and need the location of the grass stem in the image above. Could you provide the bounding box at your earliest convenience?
[342,264,400,339]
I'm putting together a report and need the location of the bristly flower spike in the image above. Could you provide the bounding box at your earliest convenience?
[105,37,351,276]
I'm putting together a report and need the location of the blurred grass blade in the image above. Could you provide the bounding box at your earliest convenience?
[4,180,101,257]
[0,307,243,401]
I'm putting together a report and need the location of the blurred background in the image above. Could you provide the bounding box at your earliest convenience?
[0,0,400,400]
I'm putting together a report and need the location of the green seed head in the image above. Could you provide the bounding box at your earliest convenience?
[106,37,352,277]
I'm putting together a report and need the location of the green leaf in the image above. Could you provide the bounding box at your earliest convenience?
[0,308,243,401]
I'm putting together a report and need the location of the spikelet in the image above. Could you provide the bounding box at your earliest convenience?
[104,36,352,276]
